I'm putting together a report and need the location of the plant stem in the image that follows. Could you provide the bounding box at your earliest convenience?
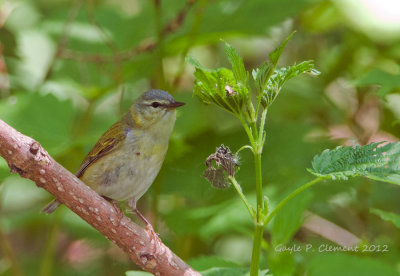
[264,177,324,225]
[250,148,263,276]
[258,109,268,145]
[239,116,256,147]
[250,223,264,276]
[247,120,264,276]
[229,176,255,218]
[251,122,263,212]
[236,145,254,154]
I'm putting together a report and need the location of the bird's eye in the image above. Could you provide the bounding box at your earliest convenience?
[151,102,161,108]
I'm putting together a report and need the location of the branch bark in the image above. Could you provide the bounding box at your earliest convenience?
[0,120,200,276]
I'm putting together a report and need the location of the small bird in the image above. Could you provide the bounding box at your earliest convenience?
[42,89,185,235]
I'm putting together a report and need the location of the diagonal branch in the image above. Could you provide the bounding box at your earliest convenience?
[0,120,200,276]
[57,0,198,64]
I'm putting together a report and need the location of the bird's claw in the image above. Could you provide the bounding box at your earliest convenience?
[145,224,162,251]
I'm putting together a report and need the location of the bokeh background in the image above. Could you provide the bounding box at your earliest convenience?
[0,0,400,275]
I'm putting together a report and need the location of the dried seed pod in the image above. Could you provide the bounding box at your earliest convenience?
[203,145,239,189]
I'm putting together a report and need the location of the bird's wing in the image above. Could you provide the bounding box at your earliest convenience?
[76,122,126,178]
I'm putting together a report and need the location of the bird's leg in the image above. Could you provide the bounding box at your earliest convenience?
[102,196,124,221]
[128,198,161,248]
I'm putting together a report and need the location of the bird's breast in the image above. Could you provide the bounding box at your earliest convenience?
[81,128,170,201]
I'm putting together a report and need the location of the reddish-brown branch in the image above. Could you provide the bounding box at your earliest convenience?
[0,120,200,276]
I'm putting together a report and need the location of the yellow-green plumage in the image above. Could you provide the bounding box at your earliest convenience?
[42,89,184,214]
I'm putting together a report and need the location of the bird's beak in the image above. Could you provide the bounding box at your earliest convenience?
[167,101,185,109]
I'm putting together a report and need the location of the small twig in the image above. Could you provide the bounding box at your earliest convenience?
[229,176,255,218]
[57,0,198,64]
[0,120,200,276]
[59,40,156,63]
[44,0,84,81]
[162,0,198,35]
[236,145,254,154]
[171,0,206,90]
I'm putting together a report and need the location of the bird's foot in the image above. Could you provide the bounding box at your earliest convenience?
[102,196,124,225]
[128,198,162,251]
[144,223,162,252]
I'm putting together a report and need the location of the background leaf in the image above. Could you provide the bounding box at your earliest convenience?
[306,253,399,276]
[271,189,313,245]
[370,208,400,229]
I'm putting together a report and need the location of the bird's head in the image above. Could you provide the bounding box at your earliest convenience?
[130,89,185,129]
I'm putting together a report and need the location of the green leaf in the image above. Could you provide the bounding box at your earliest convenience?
[308,142,400,184]
[268,250,294,276]
[252,62,274,94]
[307,253,398,276]
[269,31,296,67]
[225,42,248,85]
[0,92,76,155]
[272,190,313,245]
[370,208,400,229]
[188,57,250,115]
[353,69,400,96]
[186,56,209,71]
[261,60,320,108]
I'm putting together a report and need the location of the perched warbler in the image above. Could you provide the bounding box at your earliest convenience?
[42,89,184,235]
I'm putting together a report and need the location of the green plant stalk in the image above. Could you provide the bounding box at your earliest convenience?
[239,116,256,147]
[229,176,255,218]
[250,148,264,276]
[251,122,264,213]
[258,109,268,146]
[238,110,266,275]
[250,222,264,276]
[264,177,324,225]
[244,118,265,276]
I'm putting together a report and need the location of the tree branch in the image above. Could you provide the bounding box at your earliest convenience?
[0,120,200,276]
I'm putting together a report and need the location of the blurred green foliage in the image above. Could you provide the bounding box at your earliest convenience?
[0,0,400,276]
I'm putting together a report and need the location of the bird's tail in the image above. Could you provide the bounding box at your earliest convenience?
[41,199,61,214]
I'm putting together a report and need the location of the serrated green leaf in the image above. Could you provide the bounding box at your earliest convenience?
[189,57,249,115]
[186,56,209,71]
[370,208,400,229]
[308,142,400,185]
[269,31,295,67]
[252,62,274,94]
[225,42,248,85]
[261,60,319,108]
